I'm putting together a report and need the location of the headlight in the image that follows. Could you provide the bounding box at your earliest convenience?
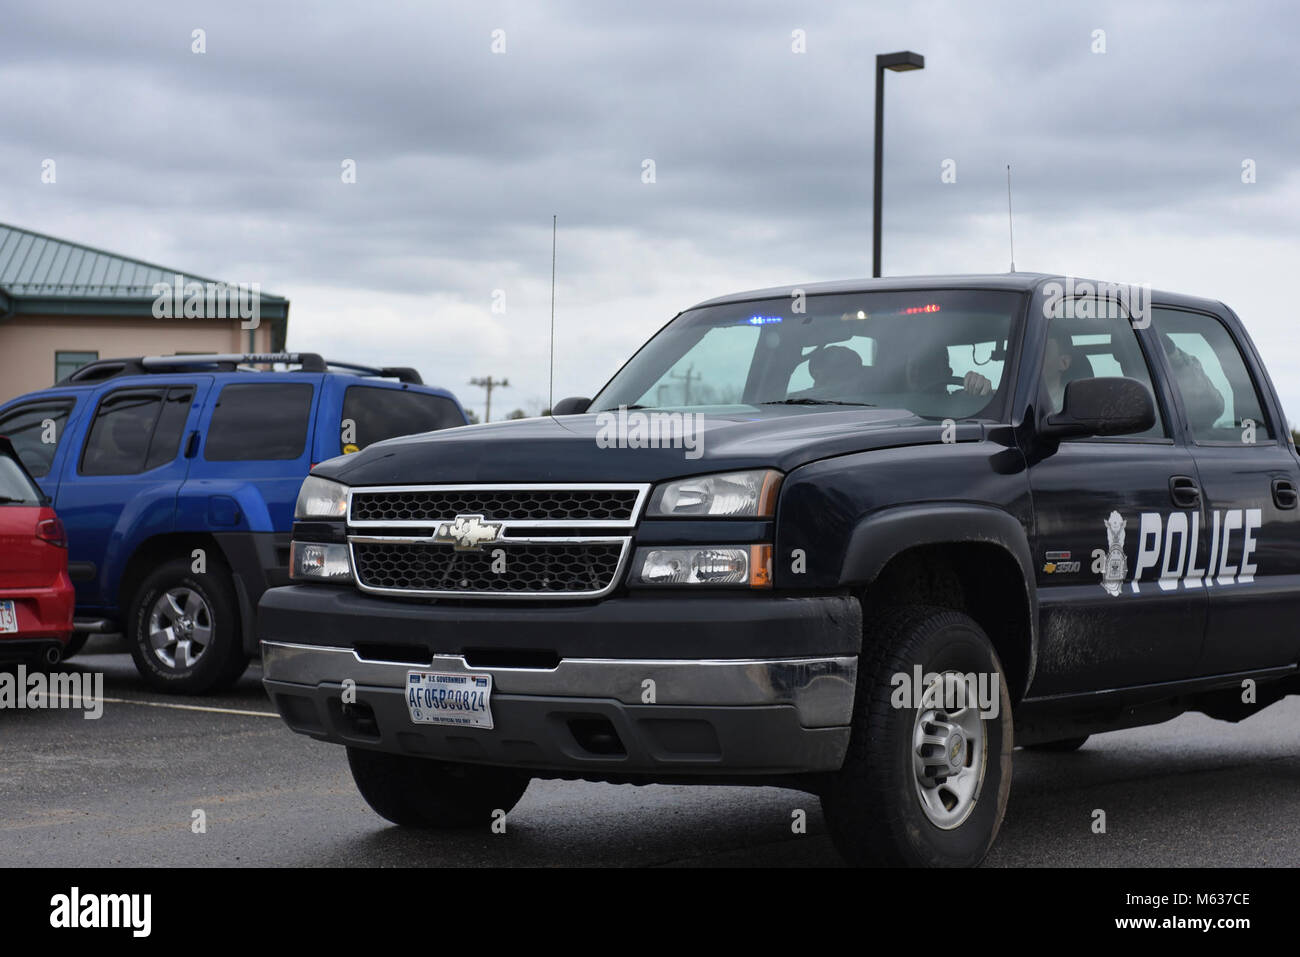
[630,545,772,587]
[290,542,353,582]
[647,469,782,518]
[295,476,348,520]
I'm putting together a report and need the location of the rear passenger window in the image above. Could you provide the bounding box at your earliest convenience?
[340,386,464,454]
[205,383,314,461]
[1152,308,1272,442]
[0,399,75,477]
[81,391,160,475]
[145,388,195,470]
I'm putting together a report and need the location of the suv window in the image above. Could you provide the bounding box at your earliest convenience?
[1152,308,1273,442]
[0,453,42,504]
[340,386,464,454]
[1042,300,1166,439]
[80,387,195,476]
[0,399,76,477]
[205,382,314,461]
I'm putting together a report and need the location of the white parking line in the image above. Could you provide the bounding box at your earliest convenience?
[38,693,277,718]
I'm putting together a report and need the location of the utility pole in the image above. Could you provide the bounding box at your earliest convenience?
[470,376,509,423]
[669,364,699,405]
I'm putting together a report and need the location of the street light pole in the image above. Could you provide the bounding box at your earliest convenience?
[873,50,925,278]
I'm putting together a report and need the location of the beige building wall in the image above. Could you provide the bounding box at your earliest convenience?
[0,314,273,402]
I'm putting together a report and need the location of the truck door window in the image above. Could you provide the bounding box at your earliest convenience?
[1151,308,1272,442]
[1043,301,1166,438]
[0,399,75,477]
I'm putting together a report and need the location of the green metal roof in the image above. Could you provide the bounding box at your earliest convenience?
[0,222,289,348]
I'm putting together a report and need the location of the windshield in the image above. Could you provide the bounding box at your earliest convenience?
[591,289,1024,420]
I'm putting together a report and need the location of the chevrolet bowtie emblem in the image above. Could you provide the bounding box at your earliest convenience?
[435,514,503,551]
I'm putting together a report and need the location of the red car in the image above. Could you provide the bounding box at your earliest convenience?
[0,436,74,665]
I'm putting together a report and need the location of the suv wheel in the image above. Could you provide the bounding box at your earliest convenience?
[127,557,248,694]
[822,605,1013,867]
[347,748,531,828]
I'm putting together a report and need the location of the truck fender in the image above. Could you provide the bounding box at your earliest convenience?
[838,503,1038,691]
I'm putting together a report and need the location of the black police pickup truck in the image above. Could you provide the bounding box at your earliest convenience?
[260,274,1300,866]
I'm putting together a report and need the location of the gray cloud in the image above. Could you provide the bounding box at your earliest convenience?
[1,0,1297,418]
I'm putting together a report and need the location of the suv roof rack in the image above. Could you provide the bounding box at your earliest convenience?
[57,353,423,385]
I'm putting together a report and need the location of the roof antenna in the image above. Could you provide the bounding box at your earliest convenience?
[548,214,557,415]
[1006,164,1016,273]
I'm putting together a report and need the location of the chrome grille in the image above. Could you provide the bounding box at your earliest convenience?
[346,483,648,599]
[352,541,625,595]
[350,488,640,524]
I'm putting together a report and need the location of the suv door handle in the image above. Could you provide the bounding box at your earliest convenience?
[184,431,200,458]
[1272,477,1298,510]
[1169,475,1200,508]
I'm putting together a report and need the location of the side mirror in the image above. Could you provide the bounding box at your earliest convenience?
[550,396,592,416]
[1041,377,1155,439]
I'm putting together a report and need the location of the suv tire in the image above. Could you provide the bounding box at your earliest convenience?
[127,557,248,694]
[347,748,531,828]
[822,605,1013,867]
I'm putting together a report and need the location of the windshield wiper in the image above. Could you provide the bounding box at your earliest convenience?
[0,496,32,504]
[761,398,877,407]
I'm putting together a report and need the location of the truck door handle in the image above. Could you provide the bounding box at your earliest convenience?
[184,431,200,458]
[1272,478,1298,510]
[1169,475,1200,508]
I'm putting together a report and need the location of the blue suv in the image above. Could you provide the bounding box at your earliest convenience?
[0,352,468,693]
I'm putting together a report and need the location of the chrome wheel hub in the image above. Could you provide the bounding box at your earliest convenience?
[911,670,988,830]
[147,587,214,670]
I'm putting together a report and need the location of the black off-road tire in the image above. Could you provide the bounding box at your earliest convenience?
[126,557,248,694]
[347,748,531,828]
[822,605,1014,867]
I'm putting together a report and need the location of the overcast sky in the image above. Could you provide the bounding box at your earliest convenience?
[2,0,1297,421]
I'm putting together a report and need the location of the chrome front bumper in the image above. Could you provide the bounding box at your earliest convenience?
[262,640,858,775]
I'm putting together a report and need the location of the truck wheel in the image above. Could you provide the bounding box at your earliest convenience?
[126,557,248,694]
[347,747,531,828]
[1025,735,1089,752]
[822,605,1013,867]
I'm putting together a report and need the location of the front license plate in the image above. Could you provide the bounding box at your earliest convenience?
[406,671,494,729]
[0,600,16,634]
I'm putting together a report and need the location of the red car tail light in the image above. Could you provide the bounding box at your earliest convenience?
[36,517,67,548]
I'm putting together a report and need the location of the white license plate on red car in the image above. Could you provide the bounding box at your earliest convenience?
[406,671,494,729]
[0,600,17,634]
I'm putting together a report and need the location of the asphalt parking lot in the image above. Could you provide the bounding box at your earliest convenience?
[2,642,1297,867]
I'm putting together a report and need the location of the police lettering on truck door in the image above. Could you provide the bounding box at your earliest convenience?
[1094,507,1262,595]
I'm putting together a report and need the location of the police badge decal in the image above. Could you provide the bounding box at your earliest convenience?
[1100,510,1128,596]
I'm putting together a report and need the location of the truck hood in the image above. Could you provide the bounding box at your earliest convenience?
[316,407,979,486]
